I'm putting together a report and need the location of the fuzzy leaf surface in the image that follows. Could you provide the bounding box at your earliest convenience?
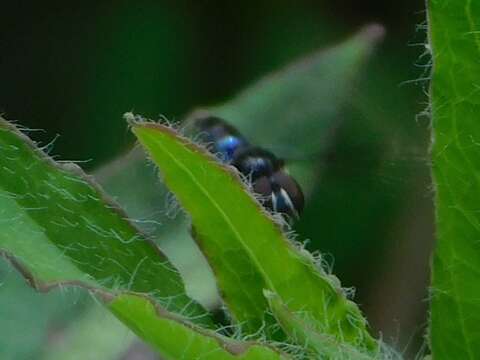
[0,118,207,320]
[132,121,378,351]
[264,290,384,359]
[428,0,480,358]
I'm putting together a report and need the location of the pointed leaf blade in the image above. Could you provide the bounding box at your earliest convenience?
[132,120,378,351]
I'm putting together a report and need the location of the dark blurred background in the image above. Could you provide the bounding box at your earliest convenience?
[1,1,432,359]
[1,0,425,167]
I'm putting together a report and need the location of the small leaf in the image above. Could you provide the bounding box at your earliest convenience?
[131,120,378,351]
[0,117,208,322]
[428,0,480,358]
[108,292,288,360]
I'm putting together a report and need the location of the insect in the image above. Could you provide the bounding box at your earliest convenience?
[191,116,304,222]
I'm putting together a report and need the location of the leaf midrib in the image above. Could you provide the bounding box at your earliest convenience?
[140,129,278,296]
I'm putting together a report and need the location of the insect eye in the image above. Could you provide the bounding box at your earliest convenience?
[215,136,246,162]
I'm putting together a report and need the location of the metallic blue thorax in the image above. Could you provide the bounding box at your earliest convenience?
[215,135,246,162]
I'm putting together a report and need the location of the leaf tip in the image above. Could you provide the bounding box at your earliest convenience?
[125,113,155,141]
[124,112,152,134]
[124,111,138,126]
[358,23,386,44]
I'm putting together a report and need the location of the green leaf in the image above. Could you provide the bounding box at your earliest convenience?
[131,120,378,351]
[96,142,221,310]
[108,292,288,360]
[0,118,208,322]
[428,1,480,359]
[1,118,287,357]
[264,290,378,360]
[0,117,287,358]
